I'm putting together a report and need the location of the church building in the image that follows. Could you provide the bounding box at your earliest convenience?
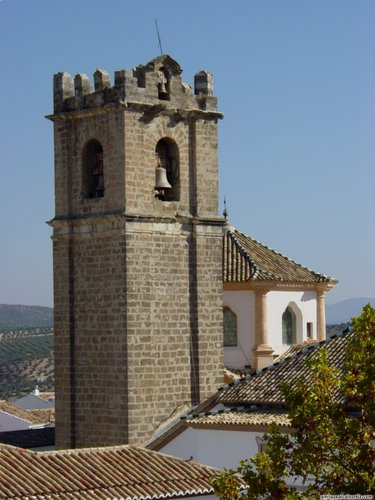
[48,55,336,449]
[48,55,225,449]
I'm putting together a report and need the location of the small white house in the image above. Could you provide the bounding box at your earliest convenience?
[223,227,337,369]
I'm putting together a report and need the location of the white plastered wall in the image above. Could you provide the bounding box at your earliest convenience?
[160,426,262,469]
[267,290,317,355]
[223,290,255,369]
[223,289,318,368]
[160,426,305,488]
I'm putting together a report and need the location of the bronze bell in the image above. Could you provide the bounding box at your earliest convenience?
[158,81,167,95]
[155,166,172,189]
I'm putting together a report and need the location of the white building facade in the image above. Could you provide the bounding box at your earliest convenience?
[223,228,336,369]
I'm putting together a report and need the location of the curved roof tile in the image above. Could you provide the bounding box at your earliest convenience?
[223,228,337,284]
[0,444,221,499]
[184,409,291,428]
[217,331,354,407]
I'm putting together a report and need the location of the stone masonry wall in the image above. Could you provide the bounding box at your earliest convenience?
[53,217,223,447]
[53,220,129,448]
[53,109,125,219]
[195,120,219,218]
[53,234,73,449]
[125,222,192,443]
[124,111,191,217]
[51,56,224,448]
[195,224,224,402]
[125,220,223,444]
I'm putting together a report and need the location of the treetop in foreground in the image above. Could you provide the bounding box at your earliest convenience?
[212,304,375,499]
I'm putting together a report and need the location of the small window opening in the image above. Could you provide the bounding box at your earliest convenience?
[256,436,270,453]
[223,306,237,347]
[83,139,104,198]
[155,138,180,201]
[307,322,313,339]
[133,67,146,88]
[282,306,296,345]
[157,67,170,100]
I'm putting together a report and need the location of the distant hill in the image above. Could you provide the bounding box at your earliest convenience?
[3,299,373,329]
[326,297,375,325]
[0,327,54,398]
[326,323,349,337]
[0,300,373,398]
[0,305,53,329]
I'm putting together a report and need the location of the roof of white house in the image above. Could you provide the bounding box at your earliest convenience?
[37,391,55,402]
[0,444,223,499]
[183,408,291,429]
[223,228,337,284]
[148,331,355,450]
[0,401,54,425]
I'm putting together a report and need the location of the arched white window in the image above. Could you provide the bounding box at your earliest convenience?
[282,306,297,345]
[223,306,237,347]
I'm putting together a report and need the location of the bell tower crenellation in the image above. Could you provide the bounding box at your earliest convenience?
[50,55,222,222]
[48,55,224,449]
[53,56,217,113]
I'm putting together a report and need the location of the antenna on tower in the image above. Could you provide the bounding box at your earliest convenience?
[155,19,164,56]
[223,195,228,219]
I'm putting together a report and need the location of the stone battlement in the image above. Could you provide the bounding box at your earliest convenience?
[53,55,217,114]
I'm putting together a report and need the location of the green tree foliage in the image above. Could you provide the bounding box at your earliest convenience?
[212,305,375,499]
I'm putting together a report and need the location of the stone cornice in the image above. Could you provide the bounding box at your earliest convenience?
[316,282,337,293]
[124,102,224,121]
[47,211,225,230]
[46,100,223,123]
[45,103,119,121]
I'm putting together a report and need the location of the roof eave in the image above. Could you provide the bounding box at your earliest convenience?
[224,280,337,291]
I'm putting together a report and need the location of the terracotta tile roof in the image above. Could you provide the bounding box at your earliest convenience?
[217,331,355,407]
[223,368,243,384]
[0,444,221,499]
[184,409,291,428]
[223,228,337,284]
[38,391,55,402]
[273,339,318,362]
[0,402,53,425]
[27,408,55,424]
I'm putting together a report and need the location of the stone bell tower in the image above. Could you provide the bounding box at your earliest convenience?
[48,55,224,449]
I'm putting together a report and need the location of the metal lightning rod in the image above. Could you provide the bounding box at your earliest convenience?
[155,19,164,56]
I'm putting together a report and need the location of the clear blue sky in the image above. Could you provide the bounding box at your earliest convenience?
[0,0,374,307]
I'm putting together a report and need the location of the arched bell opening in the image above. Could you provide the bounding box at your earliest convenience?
[157,67,170,101]
[82,139,104,198]
[155,138,180,201]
